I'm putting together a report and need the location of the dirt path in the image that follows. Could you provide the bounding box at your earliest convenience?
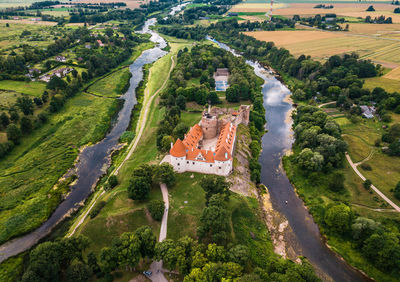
[148,183,169,282]
[114,55,176,175]
[345,153,400,212]
[67,55,176,237]
[318,101,336,108]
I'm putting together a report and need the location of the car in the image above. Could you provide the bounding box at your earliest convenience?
[143,271,152,277]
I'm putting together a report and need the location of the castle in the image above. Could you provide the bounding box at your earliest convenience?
[166,105,250,176]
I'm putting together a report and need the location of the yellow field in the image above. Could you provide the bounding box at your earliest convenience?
[384,66,400,80]
[364,76,400,92]
[245,30,400,71]
[230,2,288,13]
[73,0,147,9]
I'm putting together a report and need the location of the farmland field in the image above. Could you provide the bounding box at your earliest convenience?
[245,30,400,71]
[72,0,147,9]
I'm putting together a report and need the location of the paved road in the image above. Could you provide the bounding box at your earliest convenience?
[149,183,169,282]
[346,153,400,212]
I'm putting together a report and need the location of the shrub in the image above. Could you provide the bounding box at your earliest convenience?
[394,182,400,200]
[107,175,118,189]
[360,163,372,171]
[119,131,135,143]
[147,200,165,221]
[363,179,372,190]
[328,172,345,192]
[90,201,107,219]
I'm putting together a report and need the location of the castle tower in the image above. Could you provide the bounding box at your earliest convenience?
[201,112,218,139]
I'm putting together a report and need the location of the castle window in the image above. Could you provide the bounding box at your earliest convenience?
[219,166,221,169]
[187,161,189,164]
[210,164,212,167]
[177,163,180,166]
[193,162,195,165]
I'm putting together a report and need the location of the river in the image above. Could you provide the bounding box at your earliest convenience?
[211,38,370,281]
[0,18,167,264]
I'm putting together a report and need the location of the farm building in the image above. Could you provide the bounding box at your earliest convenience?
[165,105,250,176]
[214,68,229,91]
[360,105,376,118]
[55,56,66,62]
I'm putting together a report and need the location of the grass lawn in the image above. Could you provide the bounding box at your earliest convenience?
[0,80,46,97]
[0,92,118,244]
[342,134,371,163]
[80,188,162,255]
[87,68,131,98]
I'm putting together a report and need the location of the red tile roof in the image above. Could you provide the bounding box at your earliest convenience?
[170,122,236,163]
[170,138,187,157]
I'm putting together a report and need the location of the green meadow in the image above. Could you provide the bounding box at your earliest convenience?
[0,80,45,97]
[0,92,118,244]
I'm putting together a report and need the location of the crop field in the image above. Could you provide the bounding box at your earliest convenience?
[364,76,400,93]
[230,2,288,13]
[72,0,147,9]
[245,29,400,70]
[0,93,118,244]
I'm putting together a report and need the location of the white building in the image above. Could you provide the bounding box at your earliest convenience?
[169,123,236,176]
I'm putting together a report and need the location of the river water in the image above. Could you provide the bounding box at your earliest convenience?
[0,18,167,264]
[211,38,370,281]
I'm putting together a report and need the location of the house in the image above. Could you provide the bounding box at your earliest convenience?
[85,44,91,49]
[53,67,73,78]
[214,68,230,91]
[228,12,238,17]
[166,105,250,176]
[13,16,20,20]
[360,105,376,118]
[30,17,42,21]
[55,56,66,62]
[29,68,41,75]
[96,40,105,47]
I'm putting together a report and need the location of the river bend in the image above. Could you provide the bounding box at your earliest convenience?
[211,38,369,282]
[0,18,167,264]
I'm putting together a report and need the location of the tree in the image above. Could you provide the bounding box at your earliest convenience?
[226,85,240,103]
[173,122,189,140]
[28,241,62,281]
[16,96,34,115]
[66,261,91,282]
[20,116,33,134]
[296,148,324,172]
[352,217,381,246]
[87,252,101,275]
[200,175,231,205]
[363,179,372,190]
[0,112,10,128]
[41,91,49,103]
[99,247,118,274]
[153,163,176,187]
[47,75,67,90]
[161,135,174,152]
[9,110,19,123]
[324,203,352,234]
[198,194,231,245]
[114,232,141,270]
[228,245,249,266]
[147,200,165,221]
[107,175,118,189]
[366,5,375,11]
[6,124,22,144]
[135,226,157,259]
[128,176,151,200]
[394,181,400,200]
[176,95,186,110]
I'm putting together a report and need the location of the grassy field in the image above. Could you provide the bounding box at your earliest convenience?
[88,68,132,98]
[364,75,400,93]
[0,80,45,97]
[0,92,118,244]
[340,116,400,207]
